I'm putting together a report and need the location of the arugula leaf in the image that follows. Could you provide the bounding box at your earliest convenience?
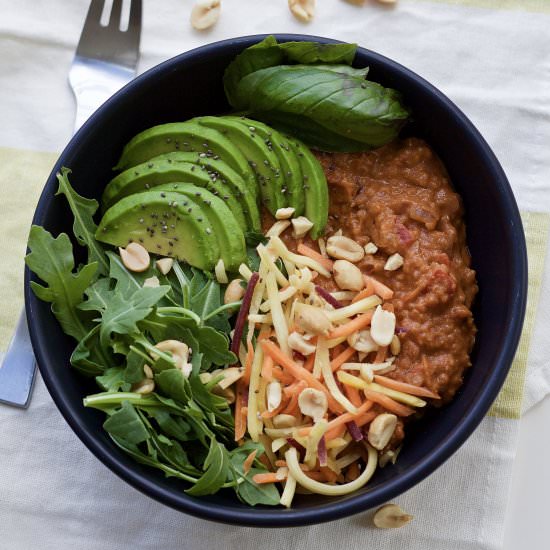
[55,167,109,276]
[96,367,131,392]
[26,226,97,342]
[228,441,280,506]
[70,325,110,376]
[155,369,193,405]
[103,401,150,444]
[147,408,193,442]
[95,284,170,347]
[186,437,230,496]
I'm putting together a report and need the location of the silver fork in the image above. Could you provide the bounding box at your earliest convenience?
[0,0,141,408]
[70,0,142,131]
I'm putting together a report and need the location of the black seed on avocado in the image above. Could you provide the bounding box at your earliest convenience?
[190,166,195,171]
[199,153,206,158]
[160,192,166,198]
[197,217,203,222]
[145,183,150,189]
[139,218,144,224]
[147,163,153,168]
[169,241,174,246]
[187,208,192,213]
[206,228,212,234]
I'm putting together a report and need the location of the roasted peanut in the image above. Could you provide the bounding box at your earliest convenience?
[298,388,327,422]
[155,257,174,275]
[143,276,160,288]
[190,0,221,30]
[291,216,314,237]
[295,304,333,335]
[275,207,296,220]
[373,503,413,529]
[119,242,150,272]
[347,329,379,353]
[267,381,282,412]
[368,413,397,450]
[333,259,365,291]
[384,253,404,271]
[288,0,315,22]
[288,331,316,356]
[132,379,155,394]
[224,279,245,304]
[326,235,365,263]
[370,305,396,346]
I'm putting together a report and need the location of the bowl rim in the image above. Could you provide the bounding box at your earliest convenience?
[25,33,528,527]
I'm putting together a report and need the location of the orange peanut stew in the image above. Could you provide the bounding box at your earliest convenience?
[232,137,477,505]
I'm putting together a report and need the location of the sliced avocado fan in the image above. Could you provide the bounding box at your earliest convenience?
[97,191,226,271]
[101,158,249,233]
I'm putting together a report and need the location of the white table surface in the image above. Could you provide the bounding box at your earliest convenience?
[503,398,550,550]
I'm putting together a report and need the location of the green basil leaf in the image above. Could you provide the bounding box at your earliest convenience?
[234,65,409,149]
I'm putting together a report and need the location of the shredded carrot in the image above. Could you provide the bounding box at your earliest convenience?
[241,341,254,385]
[363,274,393,299]
[299,400,373,437]
[258,453,272,471]
[252,472,281,484]
[261,340,344,414]
[271,366,294,385]
[353,410,377,428]
[283,380,308,398]
[324,424,346,441]
[343,383,363,408]
[364,389,415,416]
[374,345,388,363]
[261,355,274,382]
[281,391,301,416]
[297,243,334,272]
[320,466,338,483]
[275,460,287,467]
[331,343,344,358]
[304,471,327,482]
[351,280,375,303]
[383,303,394,313]
[330,346,356,372]
[261,398,289,418]
[234,381,247,441]
[327,311,374,340]
[373,375,441,399]
[243,450,258,475]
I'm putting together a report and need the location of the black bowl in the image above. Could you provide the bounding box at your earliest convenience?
[25,34,527,527]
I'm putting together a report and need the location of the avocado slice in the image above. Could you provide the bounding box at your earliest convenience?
[101,159,248,233]
[150,151,261,232]
[286,138,329,239]
[113,122,255,192]
[194,116,283,214]
[224,116,305,216]
[153,183,246,271]
[96,191,220,271]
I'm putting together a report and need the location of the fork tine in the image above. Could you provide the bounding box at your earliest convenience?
[129,0,142,31]
[109,0,124,28]
[79,0,105,39]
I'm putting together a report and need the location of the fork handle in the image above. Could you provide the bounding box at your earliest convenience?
[70,57,135,132]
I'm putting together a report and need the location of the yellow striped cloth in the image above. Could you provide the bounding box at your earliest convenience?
[1,146,548,420]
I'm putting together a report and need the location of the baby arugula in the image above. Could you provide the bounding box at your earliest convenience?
[25,170,279,506]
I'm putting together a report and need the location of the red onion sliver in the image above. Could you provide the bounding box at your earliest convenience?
[315,285,344,309]
[346,420,364,442]
[230,272,259,355]
[317,435,328,467]
[286,437,306,460]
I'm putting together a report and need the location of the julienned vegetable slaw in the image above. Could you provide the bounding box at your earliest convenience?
[228,231,440,506]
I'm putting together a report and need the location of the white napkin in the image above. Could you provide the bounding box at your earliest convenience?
[1,1,550,549]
